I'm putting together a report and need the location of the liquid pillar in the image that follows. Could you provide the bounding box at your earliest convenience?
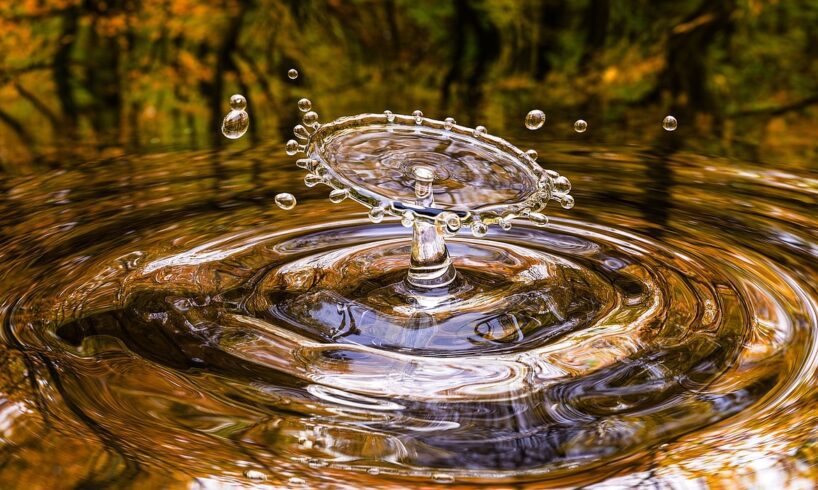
[406,166,457,289]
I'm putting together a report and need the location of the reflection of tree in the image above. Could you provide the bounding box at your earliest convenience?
[1,0,817,170]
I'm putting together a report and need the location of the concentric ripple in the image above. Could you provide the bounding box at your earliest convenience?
[1,142,817,488]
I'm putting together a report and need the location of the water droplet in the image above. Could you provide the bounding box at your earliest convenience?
[297,98,312,112]
[285,139,300,155]
[444,117,456,130]
[384,110,395,123]
[412,110,423,124]
[230,94,247,111]
[560,194,575,209]
[275,193,296,210]
[244,469,267,481]
[573,119,588,133]
[473,126,487,138]
[471,220,488,237]
[221,110,249,140]
[663,115,678,131]
[304,173,323,187]
[288,476,306,486]
[369,206,386,223]
[288,69,298,79]
[432,473,455,484]
[293,124,310,141]
[437,212,461,236]
[401,211,415,228]
[329,188,348,203]
[499,218,512,231]
[554,176,572,194]
[296,158,313,170]
[366,468,381,476]
[526,149,538,161]
[303,111,319,128]
[525,109,546,130]
[529,212,549,227]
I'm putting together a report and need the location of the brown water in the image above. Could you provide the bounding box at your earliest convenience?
[1,133,817,489]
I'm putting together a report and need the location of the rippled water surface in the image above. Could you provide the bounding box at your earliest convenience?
[1,134,817,489]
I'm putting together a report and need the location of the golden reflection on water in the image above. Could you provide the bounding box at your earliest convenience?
[0,139,817,488]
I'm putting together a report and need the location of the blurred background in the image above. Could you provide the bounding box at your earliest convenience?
[1,0,817,174]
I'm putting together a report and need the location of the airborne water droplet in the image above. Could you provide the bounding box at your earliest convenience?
[525,109,546,130]
[221,94,249,139]
[561,194,575,209]
[285,139,300,155]
[288,68,299,79]
[298,98,312,112]
[221,109,249,139]
[275,193,296,210]
[230,94,247,111]
[663,115,678,131]
[574,119,588,133]
[526,149,538,161]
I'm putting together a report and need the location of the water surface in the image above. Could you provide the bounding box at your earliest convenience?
[1,134,817,489]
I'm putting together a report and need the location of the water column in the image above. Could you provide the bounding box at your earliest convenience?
[406,166,458,289]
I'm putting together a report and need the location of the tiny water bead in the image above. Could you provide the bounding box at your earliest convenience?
[229,94,247,111]
[525,109,546,130]
[473,125,487,138]
[293,124,310,141]
[274,193,296,210]
[554,175,572,194]
[663,115,678,131]
[561,194,575,209]
[329,188,349,203]
[303,111,319,127]
[384,110,395,122]
[526,149,538,161]
[285,139,300,155]
[444,117,456,130]
[221,109,249,139]
[574,119,588,133]
[288,68,298,79]
[297,98,312,112]
[412,110,423,124]
[471,220,488,237]
[368,206,385,223]
[529,211,549,226]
